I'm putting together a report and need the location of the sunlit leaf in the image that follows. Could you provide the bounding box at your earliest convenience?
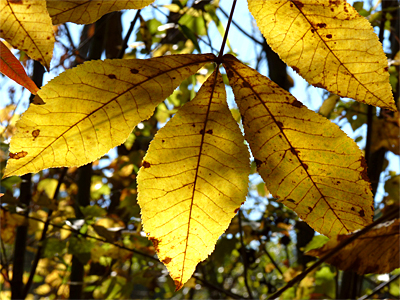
[0,40,39,94]
[47,0,155,25]
[0,0,54,70]
[3,54,214,178]
[248,0,396,111]
[307,219,400,274]
[138,69,250,290]
[223,54,373,238]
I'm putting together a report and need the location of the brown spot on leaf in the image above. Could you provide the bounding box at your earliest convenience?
[351,207,355,211]
[308,206,312,212]
[149,237,159,250]
[200,129,205,135]
[130,68,139,74]
[162,257,172,264]
[254,158,262,168]
[234,208,240,213]
[313,82,327,89]
[326,34,332,39]
[292,0,304,9]
[311,29,315,33]
[162,139,165,143]
[359,157,370,182]
[32,129,40,139]
[108,74,116,79]
[206,129,213,134]
[291,100,303,108]
[142,161,151,168]
[276,121,283,129]
[331,7,334,11]
[46,36,51,40]
[302,163,308,170]
[242,81,251,88]
[317,23,327,28]
[292,66,300,73]
[287,199,295,203]
[358,209,365,217]
[9,0,23,3]
[9,151,28,160]
[192,124,195,127]
[174,280,183,291]
[384,67,389,71]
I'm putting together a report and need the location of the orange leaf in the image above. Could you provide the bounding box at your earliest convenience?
[0,40,39,94]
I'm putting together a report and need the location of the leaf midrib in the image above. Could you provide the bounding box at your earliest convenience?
[225,60,351,235]
[10,56,213,176]
[180,70,220,287]
[287,0,390,108]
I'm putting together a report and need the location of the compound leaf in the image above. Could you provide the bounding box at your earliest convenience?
[47,0,155,25]
[137,69,250,290]
[248,0,396,111]
[0,0,54,70]
[223,54,373,238]
[4,54,214,178]
[307,219,400,274]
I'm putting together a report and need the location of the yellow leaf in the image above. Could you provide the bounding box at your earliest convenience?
[248,0,396,111]
[3,54,214,177]
[306,219,400,274]
[47,0,155,25]
[0,0,54,70]
[223,54,373,238]
[137,69,250,290]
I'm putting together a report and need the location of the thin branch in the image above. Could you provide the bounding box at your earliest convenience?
[217,0,237,60]
[22,168,68,298]
[218,6,263,46]
[0,206,243,299]
[117,10,141,59]
[193,274,241,299]
[238,210,254,299]
[63,23,76,50]
[262,243,283,276]
[358,273,400,300]
[268,207,399,299]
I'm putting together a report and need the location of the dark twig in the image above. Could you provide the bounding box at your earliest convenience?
[193,275,241,299]
[117,10,141,59]
[217,0,237,60]
[263,244,283,276]
[238,210,254,299]
[268,207,399,299]
[358,273,400,300]
[22,168,68,298]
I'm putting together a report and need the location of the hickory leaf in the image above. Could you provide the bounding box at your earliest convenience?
[0,40,39,94]
[3,54,215,177]
[248,0,396,111]
[307,219,400,274]
[0,0,54,70]
[223,54,374,238]
[137,69,250,290]
[46,0,155,25]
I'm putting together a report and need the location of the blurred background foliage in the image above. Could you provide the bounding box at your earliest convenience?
[0,0,399,299]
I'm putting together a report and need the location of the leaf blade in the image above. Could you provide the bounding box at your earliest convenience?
[0,40,39,94]
[223,54,374,238]
[248,0,396,111]
[0,0,54,70]
[4,54,215,177]
[137,70,250,290]
[47,0,155,25]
